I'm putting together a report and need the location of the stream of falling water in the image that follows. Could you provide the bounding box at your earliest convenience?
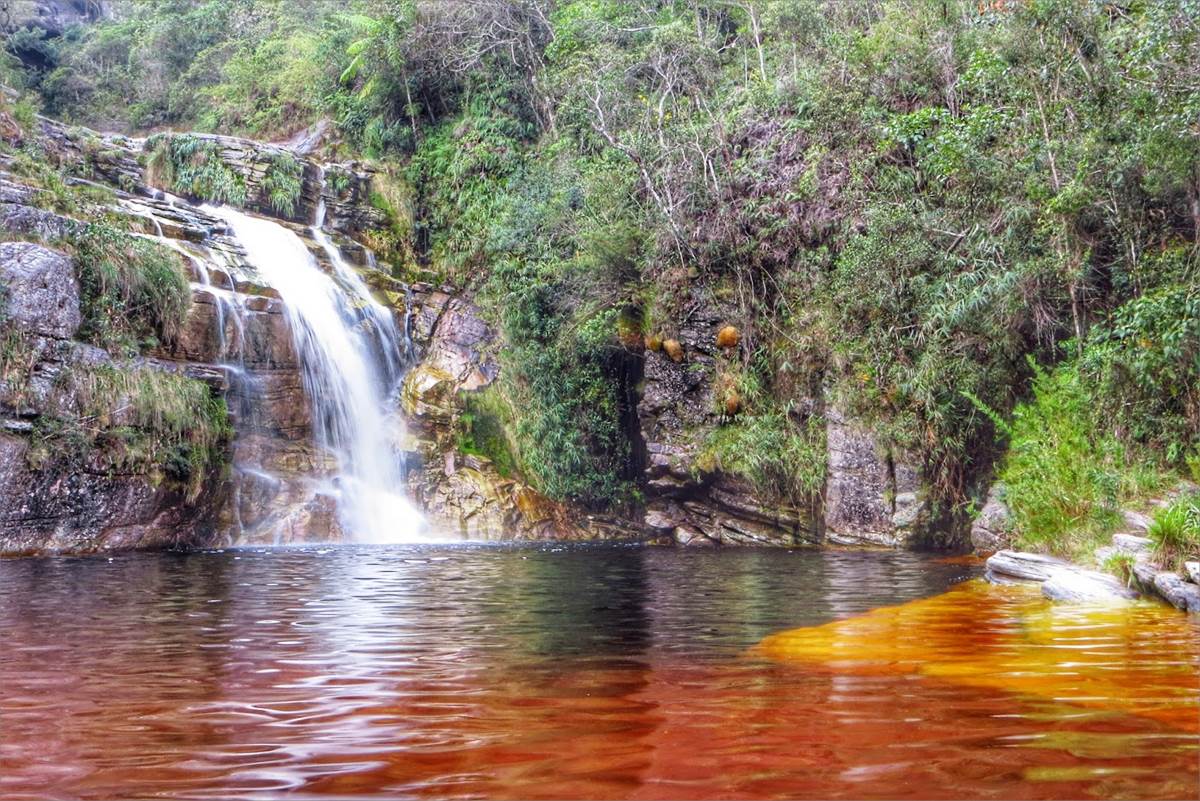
[201,187,426,544]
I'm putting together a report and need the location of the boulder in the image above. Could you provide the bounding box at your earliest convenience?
[1186,561,1200,585]
[970,483,1012,553]
[1152,572,1200,612]
[1041,570,1137,603]
[1112,532,1154,557]
[1121,509,1153,532]
[985,550,1073,582]
[0,201,79,241]
[0,242,81,339]
[988,550,1138,604]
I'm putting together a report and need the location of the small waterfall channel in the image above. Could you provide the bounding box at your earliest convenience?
[126,173,427,544]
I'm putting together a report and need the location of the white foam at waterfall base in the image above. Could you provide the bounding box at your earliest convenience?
[203,203,427,544]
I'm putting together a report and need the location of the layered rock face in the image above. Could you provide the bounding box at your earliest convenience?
[633,281,951,549]
[0,114,381,554]
[636,286,815,546]
[822,403,928,548]
[143,214,342,546]
[2,108,624,553]
[0,242,223,555]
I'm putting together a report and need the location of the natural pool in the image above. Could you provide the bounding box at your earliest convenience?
[0,545,1196,799]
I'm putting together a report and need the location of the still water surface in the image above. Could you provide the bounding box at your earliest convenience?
[0,545,1196,799]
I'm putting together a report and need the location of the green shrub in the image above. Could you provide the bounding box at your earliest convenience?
[6,148,80,213]
[497,300,634,507]
[1147,496,1200,572]
[69,223,191,354]
[701,365,825,506]
[261,151,303,217]
[998,361,1165,557]
[1081,283,1200,463]
[31,364,231,502]
[1101,551,1137,586]
[145,133,247,206]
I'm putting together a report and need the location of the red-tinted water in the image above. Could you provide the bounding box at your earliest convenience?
[0,546,1196,799]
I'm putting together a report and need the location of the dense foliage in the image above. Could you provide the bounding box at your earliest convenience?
[7,0,1198,532]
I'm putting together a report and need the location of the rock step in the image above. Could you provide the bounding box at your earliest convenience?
[1111,532,1154,557]
[1131,561,1200,613]
[985,550,1138,604]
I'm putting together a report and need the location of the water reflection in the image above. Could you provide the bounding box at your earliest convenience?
[0,545,1195,799]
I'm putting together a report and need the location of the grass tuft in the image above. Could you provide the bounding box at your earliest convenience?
[69,222,190,355]
[1146,496,1200,572]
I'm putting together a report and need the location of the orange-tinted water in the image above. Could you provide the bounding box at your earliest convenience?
[0,545,1196,799]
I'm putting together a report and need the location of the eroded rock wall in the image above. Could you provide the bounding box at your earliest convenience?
[399,285,635,541]
[0,241,224,555]
[635,285,815,547]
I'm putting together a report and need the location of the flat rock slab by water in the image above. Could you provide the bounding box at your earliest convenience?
[985,550,1073,582]
[1041,570,1137,603]
[986,550,1137,604]
[1152,572,1200,612]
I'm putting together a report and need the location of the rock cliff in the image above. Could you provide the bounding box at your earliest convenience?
[0,241,224,554]
[0,107,965,554]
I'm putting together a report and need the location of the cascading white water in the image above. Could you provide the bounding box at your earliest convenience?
[203,199,426,544]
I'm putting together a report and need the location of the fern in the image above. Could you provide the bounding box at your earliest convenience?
[261,151,304,217]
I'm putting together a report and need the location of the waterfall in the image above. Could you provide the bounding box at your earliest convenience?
[202,197,426,545]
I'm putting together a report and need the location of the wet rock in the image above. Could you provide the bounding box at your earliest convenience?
[824,403,922,546]
[1186,561,1200,584]
[641,473,814,547]
[970,483,1012,553]
[401,364,458,428]
[1132,560,1159,588]
[988,550,1138,604]
[986,550,1074,582]
[643,508,677,535]
[266,491,347,545]
[1152,572,1200,612]
[1041,570,1137,603]
[675,525,715,546]
[0,242,81,339]
[0,433,218,555]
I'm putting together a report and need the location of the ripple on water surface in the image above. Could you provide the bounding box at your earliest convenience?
[0,544,1196,799]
